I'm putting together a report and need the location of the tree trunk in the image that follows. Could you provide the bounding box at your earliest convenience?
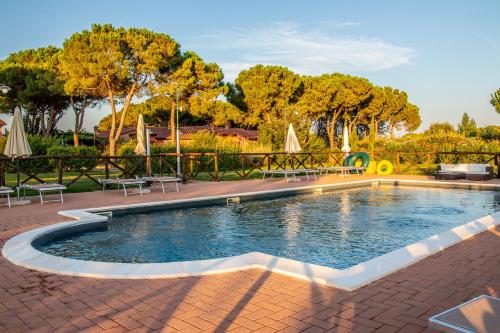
[109,137,116,156]
[71,97,80,147]
[108,86,117,156]
[326,112,340,149]
[73,132,80,147]
[114,83,137,145]
[170,101,176,144]
[369,116,375,159]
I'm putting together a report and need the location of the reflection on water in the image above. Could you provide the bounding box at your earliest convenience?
[38,186,499,269]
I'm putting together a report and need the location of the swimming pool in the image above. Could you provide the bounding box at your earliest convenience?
[36,185,499,269]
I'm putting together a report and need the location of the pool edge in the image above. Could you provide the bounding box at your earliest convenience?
[2,178,499,292]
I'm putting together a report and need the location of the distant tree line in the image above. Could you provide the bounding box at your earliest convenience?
[1,23,424,154]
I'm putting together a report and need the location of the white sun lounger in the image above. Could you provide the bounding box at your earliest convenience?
[429,295,500,333]
[99,178,146,197]
[0,186,14,208]
[260,169,320,182]
[141,176,181,193]
[319,166,365,176]
[19,183,66,205]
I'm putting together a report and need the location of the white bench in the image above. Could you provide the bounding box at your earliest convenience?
[141,176,181,193]
[19,183,66,205]
[0,187,14,208]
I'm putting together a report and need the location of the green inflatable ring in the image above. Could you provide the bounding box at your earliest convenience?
[343,152,370,168]
[376,160,393,175]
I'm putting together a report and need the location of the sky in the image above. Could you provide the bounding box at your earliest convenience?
[0,0,499,133]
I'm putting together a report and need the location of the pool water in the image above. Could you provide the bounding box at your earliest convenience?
[37,186,499,269]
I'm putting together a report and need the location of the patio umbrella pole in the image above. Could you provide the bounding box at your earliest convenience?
[16,158,20,201]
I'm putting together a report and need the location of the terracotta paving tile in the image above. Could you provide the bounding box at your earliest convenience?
[374,325,399,333]
[180,316,214,331]
[0,176,498,332]
[112,316,143,330]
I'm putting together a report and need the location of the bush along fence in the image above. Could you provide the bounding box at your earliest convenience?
[0,151,498,191]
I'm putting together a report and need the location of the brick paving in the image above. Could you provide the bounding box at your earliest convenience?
[0,175,499,332]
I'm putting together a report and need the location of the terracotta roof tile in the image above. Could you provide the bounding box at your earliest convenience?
[98,126,259,141]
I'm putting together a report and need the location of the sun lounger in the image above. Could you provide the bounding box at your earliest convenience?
[0,186,14,208]
[141,176,181,193]
[296,168,321,181]
[318,166,365,176]
[260,169,320,182]
[429,295,500,333]
[19,183,66,205]
[99,178,145,197]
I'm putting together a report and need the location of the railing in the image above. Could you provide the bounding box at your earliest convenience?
[0,151,498,191]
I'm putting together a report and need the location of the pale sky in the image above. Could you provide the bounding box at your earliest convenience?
[0,0,499,132]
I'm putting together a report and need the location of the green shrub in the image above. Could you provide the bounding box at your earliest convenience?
[46,146,100,170]
[478,126,500,141]
[0,136,6,154]
[16,136,61,173]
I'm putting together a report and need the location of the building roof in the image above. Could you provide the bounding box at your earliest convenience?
[98,126,259,141]
[0,119,6,127]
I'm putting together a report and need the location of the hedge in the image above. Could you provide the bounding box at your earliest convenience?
[46,146,100,170]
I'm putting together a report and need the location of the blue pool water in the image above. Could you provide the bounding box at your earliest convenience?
[37,186,499,269]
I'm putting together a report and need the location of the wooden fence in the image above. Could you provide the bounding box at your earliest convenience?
[0,151,498,190]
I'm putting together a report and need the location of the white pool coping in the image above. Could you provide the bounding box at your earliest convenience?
[2,178,499,291]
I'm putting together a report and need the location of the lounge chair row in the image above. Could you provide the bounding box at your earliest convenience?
[99,176,181,197]
[260,166,366,182]
[0,183,67,207]
[0,176,182,207]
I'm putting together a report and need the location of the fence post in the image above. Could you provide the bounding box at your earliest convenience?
[0,159,5,186]
[426,153,431,175]
[105,157,109,179]
[189,156,194,179]
[181,154,187,183]
[396,153,401,174]
[240,155,245,178]
[267,154,271,171]
[57,158,64,185]
[496,153,500,179]
[146,155,151,177]
[214,154,219,181]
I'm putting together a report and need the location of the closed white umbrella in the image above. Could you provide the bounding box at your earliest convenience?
[341,125,350,157]
[134,114,146,155]
[4,108,32,158]
[4,108,32,203]
[285,123,301,154]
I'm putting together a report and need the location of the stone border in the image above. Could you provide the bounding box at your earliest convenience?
[2,179,499,291]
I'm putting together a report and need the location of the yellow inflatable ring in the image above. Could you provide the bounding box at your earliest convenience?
[376,160,393,175]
